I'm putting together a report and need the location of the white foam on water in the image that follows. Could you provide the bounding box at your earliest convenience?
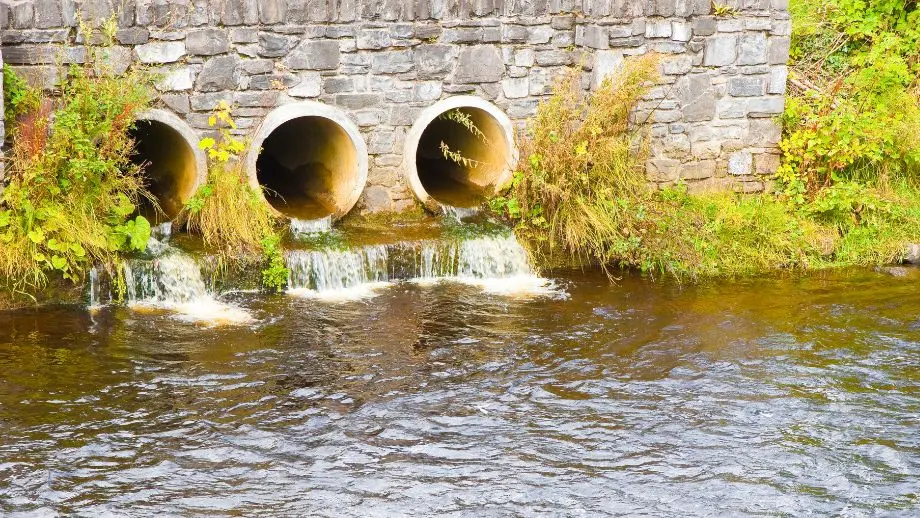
[441,205,480,221]
[287,282,392,302]
[124,251,253,326]
[129,298,254,326]
[454,275,562,298]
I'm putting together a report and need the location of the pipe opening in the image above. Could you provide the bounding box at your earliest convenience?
[414,106,511,208]
[129,119,200,223]
[256,116,360,220]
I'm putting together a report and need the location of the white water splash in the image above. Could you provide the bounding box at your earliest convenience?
[124,252,253,325]
[285,235,561,300]
[291,216,333,235]
[89,248,253,325]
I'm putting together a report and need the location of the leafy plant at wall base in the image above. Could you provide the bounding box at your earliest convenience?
[2,64,39,130]
[0,57,155,293]
[260,234,289,293]
[491,54,661,274]
[179,101,287,291]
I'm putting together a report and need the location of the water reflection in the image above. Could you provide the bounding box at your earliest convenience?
[0,269,918,515]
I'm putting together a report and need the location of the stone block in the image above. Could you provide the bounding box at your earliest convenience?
[135,41,186,64]
[747,96,785,116]
[728,76,766,97]
[283,40,340,70]
[363,185,393,213]
[116,27,150,45]
[372,52,414,74]
[647,157,681,182]
[336,93,382,110]
[536,50,571,66]
[703,35,737,66]
[747,119,781,147]
[288,72,322,98]
[454,45,504,83]
[258,0,286,24]
[160,93,191,114]
[728,151,753,175]
[768,36,791,64]
[754,153,780,176]
[187,28,230,56]
[502,77,529,99]
[768,66,788,94]
[258,33,295,58]
[357,28,392,49]
[195,55,241,92]
[646,19,672,39]
[738,33,768,65]
[582,25,609,49]
[693,17,718,37]
[679,160,717,180]
[414,44,453,79]
[592,50,624,88]
[413,82,442,102]
[155,66,194,92]
[671,21,692,42]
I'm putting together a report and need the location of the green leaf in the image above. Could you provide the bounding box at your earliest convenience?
[128,216,151,251]
[51,255,67,270]
[28,229,45,244]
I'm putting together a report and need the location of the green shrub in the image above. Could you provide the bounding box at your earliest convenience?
[0,59,155,293]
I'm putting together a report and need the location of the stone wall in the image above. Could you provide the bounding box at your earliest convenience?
[0,0,790,212]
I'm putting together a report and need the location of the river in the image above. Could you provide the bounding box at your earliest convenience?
[1,244,918,515]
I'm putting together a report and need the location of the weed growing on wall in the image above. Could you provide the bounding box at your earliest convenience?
[0,58,155,293]
[180,101,289,292]
[491,54,660,271]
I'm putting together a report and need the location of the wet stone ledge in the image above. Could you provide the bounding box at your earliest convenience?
[0,0,790,212]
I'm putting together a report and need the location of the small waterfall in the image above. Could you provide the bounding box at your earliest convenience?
[151,222,173,241]
[291,216,333,235]
[441,205,480,221]
[89,248,253,325]
[286,245,390,300]
[286,234,556,300]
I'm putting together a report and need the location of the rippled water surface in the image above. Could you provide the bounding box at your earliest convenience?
[1,269,919,516]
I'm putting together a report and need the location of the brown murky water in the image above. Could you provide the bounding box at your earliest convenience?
[1,268,918,515]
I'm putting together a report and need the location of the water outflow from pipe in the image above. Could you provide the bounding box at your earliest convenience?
[285,235,558,300]
[290,216,333,235]
[88,243,253,325]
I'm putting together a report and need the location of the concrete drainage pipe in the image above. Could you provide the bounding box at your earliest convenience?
[129,109,207,223]
[403,96,516,210]
[247,102,368,220]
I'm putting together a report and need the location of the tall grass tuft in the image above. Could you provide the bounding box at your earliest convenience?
[492,54,660,271]
[180,101,278,263]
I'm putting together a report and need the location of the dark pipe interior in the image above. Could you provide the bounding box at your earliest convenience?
[256,116,357,220]
[129,120,197,223]
[415,107,508,208]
